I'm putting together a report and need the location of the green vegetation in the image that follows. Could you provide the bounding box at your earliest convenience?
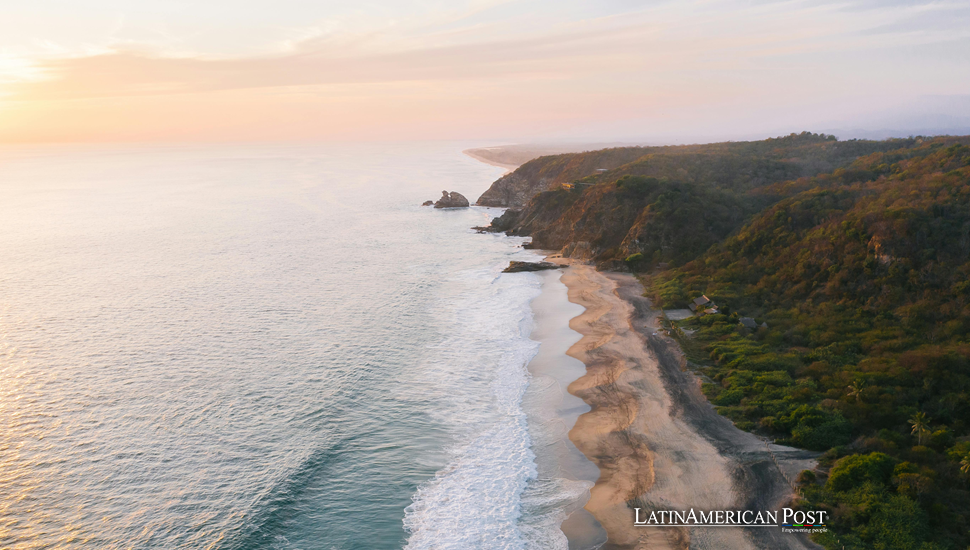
[508,132,919,266]
[499,134,970,547]
[646,137,970,549]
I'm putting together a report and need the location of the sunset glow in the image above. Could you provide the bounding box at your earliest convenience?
[1,0,969,142]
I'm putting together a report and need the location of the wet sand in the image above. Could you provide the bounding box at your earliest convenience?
[555,262,821,550]
[522,269,607,549]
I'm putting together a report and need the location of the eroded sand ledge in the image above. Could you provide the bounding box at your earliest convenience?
[558,263,821,550]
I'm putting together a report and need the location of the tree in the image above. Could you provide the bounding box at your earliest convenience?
[909,412,930,446]
[847,380,866,403]
[961,454,970,477]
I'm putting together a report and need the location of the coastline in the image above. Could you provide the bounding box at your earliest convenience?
[521,268,607,549]
[465,150,819,548]
[551,261,821,550]
[462,148,521,172]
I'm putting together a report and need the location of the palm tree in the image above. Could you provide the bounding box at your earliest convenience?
[847,380,866,403]
[961,454,970,477]
[909,412,930,446]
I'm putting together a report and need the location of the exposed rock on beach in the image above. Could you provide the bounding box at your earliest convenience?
[502,261,559,273]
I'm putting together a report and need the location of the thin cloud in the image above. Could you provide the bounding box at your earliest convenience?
[0,0,966,142]
[5,0,966,102]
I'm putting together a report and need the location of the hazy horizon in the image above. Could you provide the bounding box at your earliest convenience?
[1,0,968,144]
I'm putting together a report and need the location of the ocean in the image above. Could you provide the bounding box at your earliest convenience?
[0,142,596,549]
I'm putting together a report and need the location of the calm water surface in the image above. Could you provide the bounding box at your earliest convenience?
[0,142,586,549]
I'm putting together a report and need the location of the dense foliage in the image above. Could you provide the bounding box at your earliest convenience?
[646,138,970,549]
[504,132,918,266]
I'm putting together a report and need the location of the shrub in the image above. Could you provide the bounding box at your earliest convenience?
[624,252,648,272]
[827,452,896,491]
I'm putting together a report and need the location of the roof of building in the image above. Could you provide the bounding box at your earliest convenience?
[739,317,757,329]
[692,295,710,306]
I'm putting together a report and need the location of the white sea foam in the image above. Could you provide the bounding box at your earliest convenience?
[403,257,577,550]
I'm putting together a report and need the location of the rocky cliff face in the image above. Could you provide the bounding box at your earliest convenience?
[475,169,552,208]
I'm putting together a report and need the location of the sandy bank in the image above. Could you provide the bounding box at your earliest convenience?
[464,142,645,173]
[557,262,821,550]
[462,148,521,172]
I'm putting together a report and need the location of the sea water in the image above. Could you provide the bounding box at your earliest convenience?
[0,142,592,549]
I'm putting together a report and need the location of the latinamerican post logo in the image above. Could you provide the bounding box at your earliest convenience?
[635,508,828,533]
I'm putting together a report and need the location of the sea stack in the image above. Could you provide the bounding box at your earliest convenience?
[434,190,470,208]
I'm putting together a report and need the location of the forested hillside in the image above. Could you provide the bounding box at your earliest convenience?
[484,133,970,549]
[486,133,918,267]
[646,139,970,549]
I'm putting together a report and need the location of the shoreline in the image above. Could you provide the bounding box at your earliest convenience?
[464,149,820,548]
[462,148,520,172]
[522,269,607,549]
[551,261,821,550]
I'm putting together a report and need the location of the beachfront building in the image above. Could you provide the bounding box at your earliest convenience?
[690,295,717,315]
[693,295,711,307]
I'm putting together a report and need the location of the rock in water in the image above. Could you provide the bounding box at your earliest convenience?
[502,261,560,273]
[488,209,521,232]
[434,190,470,208]
[421,200,434,206]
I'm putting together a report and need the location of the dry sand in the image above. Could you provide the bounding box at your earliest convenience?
[555,262,821,550]
[463,143,636,172]
[462,148,522,172]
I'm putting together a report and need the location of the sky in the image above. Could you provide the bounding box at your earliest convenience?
[0,0,968,143]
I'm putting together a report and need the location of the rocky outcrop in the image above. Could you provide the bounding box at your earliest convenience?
[434,190,469,208]
[476,208,520,233]
[502,261,560,273]
[476,169,556,207]
[421,200,434,206]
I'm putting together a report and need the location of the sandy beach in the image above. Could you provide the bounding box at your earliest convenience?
[522,269,607,549]
[551,260,820,550]
[462,147,522,172]
[464,143,640,173]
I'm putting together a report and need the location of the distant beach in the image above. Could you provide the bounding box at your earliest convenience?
[463,143,630,174]
[462,147,521,172]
